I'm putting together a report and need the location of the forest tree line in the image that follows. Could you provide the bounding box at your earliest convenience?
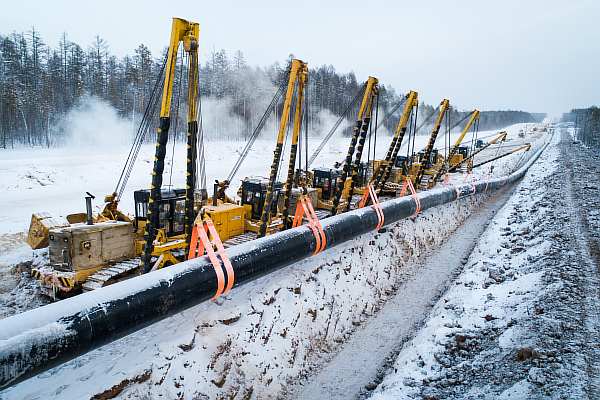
[0,29,543,148]
[562,107,600,147]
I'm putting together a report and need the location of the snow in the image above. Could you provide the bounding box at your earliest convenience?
[0,122,548,398]
[2,192,488,399]
[367,131,569,399]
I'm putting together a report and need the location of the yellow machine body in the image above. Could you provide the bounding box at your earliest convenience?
[32,221,135,293]
[27,212,70,250]
[449,154,464,165]
[202,203,246,242]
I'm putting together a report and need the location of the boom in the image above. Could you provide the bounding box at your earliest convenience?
[141,18,200,273]
[472,143,531,169]
[258,59,308,237]
[448,131,507,173]
[414,99,450,187]
[331,77,379,215]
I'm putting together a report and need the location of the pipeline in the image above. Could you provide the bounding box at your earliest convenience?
[0,138,550,389]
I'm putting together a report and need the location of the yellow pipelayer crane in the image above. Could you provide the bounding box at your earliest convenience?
[257,59,309,237]
[432,109,480,182]
[201,60,309,242]
[29,18,202,296]
[448,131,507,173]
[413,98,450,189]
[369,90,419,194]
[330,77,379,215]
[140,18,201,273]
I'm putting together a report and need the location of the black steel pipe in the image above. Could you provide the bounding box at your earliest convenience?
[0,139,550,389]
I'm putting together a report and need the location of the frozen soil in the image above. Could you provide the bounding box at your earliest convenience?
[0,234,48,318]
[369,129,600,399]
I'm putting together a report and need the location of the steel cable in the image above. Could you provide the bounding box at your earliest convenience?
[307,83,365,168]
[115,53,168,200]
[226,66,291,182]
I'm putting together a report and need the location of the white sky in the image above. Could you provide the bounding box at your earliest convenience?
[2,0,599,115]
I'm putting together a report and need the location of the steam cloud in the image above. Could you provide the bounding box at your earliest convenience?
[54,95,134,148]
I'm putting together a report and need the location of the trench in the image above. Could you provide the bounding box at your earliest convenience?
[288,186,515,399]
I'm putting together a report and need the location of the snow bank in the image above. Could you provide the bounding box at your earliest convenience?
[369,131,559,399]
[3,193,487,399]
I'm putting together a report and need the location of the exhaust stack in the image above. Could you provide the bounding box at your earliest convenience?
[85,192,95,225]
[212,182,218,206]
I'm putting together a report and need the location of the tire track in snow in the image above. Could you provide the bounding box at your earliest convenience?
[561,134,600,398]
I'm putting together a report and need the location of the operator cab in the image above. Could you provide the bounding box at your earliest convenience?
[394,155,409,175]
[356,162,371,187]
[417,149,439,169]
[312,167,340,200]
[240,177,283,220]
[457,146,470,159]
[133,188,186,236]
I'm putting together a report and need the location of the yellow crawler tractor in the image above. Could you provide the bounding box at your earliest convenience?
[431,109,480,182]
[409,99,450,190]
[205,59,312,245]
[30,18,203,297]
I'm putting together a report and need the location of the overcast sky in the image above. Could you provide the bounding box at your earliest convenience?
[2,0,599,115]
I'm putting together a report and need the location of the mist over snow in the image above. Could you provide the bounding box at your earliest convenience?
[311,108,353,138]
[201,97,247,140]
[53,95,134,148]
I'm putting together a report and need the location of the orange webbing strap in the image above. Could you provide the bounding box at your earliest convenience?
[304,197,327,254]
[358,188,370,209]
[406,178,421,217]
[205,219,235,295]
[367,184,385,230]
[442,173,450,185]
[292,196,326,255]
[187,219,234,299]
[399,179,409,197]
[193,224,225,300]
[188,224,202,260]
[292,197,305,228]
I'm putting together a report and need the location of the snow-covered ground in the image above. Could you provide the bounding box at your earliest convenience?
[368,129,600,399]
[0,123,533,235]
[0,122,548,399]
